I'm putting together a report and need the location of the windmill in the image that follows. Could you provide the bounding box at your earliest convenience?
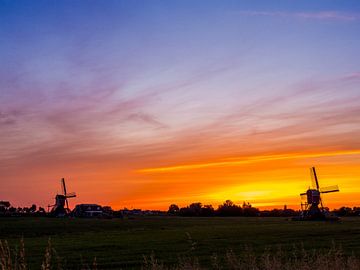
[49,178,76,217]
[299,167,339,220]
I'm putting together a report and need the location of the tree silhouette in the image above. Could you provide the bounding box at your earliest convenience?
[168,204,180,215]
[29,204,37,213]
[201,205,215,216]
[189,202,202,216]
[217,200,243,216]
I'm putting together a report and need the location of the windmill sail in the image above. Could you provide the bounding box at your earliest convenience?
[66,192,77,198]
[310,167,319,190]
[320,185,339,193]
[61,178,70,209]
[61,178,67,195]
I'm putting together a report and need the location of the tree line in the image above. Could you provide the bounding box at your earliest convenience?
[168,200,299,217]
[2,200,359,218]
[0,201,47,216]
[168,200,360,217]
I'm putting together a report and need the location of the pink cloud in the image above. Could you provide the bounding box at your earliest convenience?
[341,72,360,81]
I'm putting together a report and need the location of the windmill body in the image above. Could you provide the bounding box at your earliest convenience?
[50,178,76,217]
[306,189,321,205]
[299,167,339,220]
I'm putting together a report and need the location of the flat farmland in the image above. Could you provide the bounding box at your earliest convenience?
[1,217,360,269]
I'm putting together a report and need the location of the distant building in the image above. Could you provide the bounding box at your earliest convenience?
[0,201,10,208]
[72,204,107,218]
[119,208,166,216]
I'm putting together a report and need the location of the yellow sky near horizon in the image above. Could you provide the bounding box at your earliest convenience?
[109,150,360,210]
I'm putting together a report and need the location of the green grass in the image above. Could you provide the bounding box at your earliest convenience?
[1,217,360,269]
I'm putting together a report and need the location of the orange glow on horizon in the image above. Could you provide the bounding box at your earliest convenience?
[98,149,360,211]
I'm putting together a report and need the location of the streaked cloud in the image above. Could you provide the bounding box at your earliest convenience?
[238,11,359,21]
[138,150,360,173]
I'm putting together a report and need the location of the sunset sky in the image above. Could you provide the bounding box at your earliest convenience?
[1,1,360,210]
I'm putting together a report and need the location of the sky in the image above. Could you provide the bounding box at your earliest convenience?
[1,0,360,210]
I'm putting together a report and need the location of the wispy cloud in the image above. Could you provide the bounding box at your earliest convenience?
[238,11,359,21]
[137,150,360,173]
[126,113,168,129]
[0,110,20,126]
[341,72,360,81]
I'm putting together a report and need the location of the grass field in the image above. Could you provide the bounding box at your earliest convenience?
[1,216,360,269]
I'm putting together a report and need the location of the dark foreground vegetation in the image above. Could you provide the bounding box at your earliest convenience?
[2,238,360,270]
[1,217,360,269]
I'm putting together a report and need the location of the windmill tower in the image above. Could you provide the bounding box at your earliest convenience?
[49,178,76,217]
[300,167,339,220]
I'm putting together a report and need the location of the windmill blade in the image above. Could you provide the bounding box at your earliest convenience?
[61,178,67,196]
[300,193,307,200]
[66,192,76,198]
[310,167,319,190]
[320,185,339,193]
[65,198,69,210]
[310,168,316,189]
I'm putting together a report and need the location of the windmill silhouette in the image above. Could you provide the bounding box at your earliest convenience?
[49,178,76,217]
[299,167,339,220]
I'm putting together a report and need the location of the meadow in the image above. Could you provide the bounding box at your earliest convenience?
[1,216,360,269]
